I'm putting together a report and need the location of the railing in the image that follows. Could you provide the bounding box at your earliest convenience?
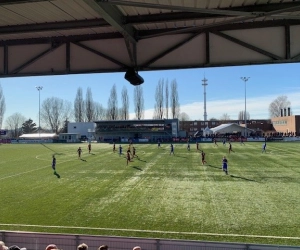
[1,231,299,250]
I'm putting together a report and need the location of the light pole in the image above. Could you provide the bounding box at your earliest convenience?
[240,77,250,138]
[202,77,208,121]
[36,86,43,136]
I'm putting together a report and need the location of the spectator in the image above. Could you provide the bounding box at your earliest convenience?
[77,243,88,250]
[0,241,8,250]
[8,246,26,250]
[98,245,108,250]
[133,247,141,250]
[45,244,59,250]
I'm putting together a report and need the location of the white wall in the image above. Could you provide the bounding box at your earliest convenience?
[67,122,96,138]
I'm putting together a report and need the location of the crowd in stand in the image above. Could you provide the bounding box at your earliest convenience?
[0,241,141,250]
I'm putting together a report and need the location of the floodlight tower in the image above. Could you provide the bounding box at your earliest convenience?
[36,86,43,136]
[202,77,208,121]
[240,77,250,137]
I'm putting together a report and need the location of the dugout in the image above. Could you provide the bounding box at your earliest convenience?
[95,119,178,142]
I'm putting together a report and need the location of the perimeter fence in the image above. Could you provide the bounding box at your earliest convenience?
[1,231,299,250]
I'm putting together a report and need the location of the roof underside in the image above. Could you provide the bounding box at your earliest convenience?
[1,0,300,78]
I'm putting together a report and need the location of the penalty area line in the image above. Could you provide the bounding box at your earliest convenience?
[0,224,299,240]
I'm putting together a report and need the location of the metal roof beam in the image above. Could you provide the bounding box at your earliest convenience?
[126,9,300,25]
[205,32,210,65]
[72,41,127,68]
[84,0,137,43]
[137,2,300,39]
[285,24,291,60]
[0,33,123,46]
[212,31,282,60]
[104,0,300,19]
[141,32,203,68]
[0,0,48,4]
[137,19,300,39]
[100,0,254,17]
[125,12,223,25]
[124,38,136,68]
[0,19,108,35]
[11,42,63,74]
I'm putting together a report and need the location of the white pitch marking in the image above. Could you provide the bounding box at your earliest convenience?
[0,156,72,181]
[0,223,299,240]
[0,165,50,181]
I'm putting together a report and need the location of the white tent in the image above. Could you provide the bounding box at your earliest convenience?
[203,126,213,136]
[210,123,253,136]
[19,133,57,139]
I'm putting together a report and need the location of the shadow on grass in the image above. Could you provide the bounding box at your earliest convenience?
[137,158,147,162]
[230,174,256,182]
[174,155,187,158]
[80,158,87,162]
[207,164,222,170]
[133,166,143,171]
[40,143,57,153]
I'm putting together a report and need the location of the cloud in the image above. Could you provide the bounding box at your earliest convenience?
[134,92,300,120]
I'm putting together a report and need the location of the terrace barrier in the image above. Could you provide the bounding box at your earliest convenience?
[0,231,299,250]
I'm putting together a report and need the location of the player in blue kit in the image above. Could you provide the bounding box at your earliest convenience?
[262,142,267,153]
[222,156,228,175]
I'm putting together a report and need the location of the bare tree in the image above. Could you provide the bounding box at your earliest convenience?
[269,95,291,117]
[165,80,169,119]
[121,86,129,120]
[41,97,71,133]
[0,84,5,129]
[178,112,190,121]
[238,111,250,120]
[85,87,94,122]
[74,87,85,122]
[134,85,144,120]
[94,102,106,120]
[63,100,73,122]
[107,84,118,120]
[153,79,164,119]
[117,107,123,120]
[5,112,26,138]
[170,79,180,118]
[220,113,230,121]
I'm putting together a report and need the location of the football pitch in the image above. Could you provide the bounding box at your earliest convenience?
[0,142,299,247]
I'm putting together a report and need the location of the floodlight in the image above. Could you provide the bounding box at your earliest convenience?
[124,68,144,86]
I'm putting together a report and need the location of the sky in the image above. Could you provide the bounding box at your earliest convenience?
[1,62,300,127]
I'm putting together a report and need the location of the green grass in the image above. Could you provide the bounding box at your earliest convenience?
[0,142,299,246]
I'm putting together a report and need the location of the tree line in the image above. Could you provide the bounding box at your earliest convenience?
[0,79,181,137]
[0,81,292,138]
